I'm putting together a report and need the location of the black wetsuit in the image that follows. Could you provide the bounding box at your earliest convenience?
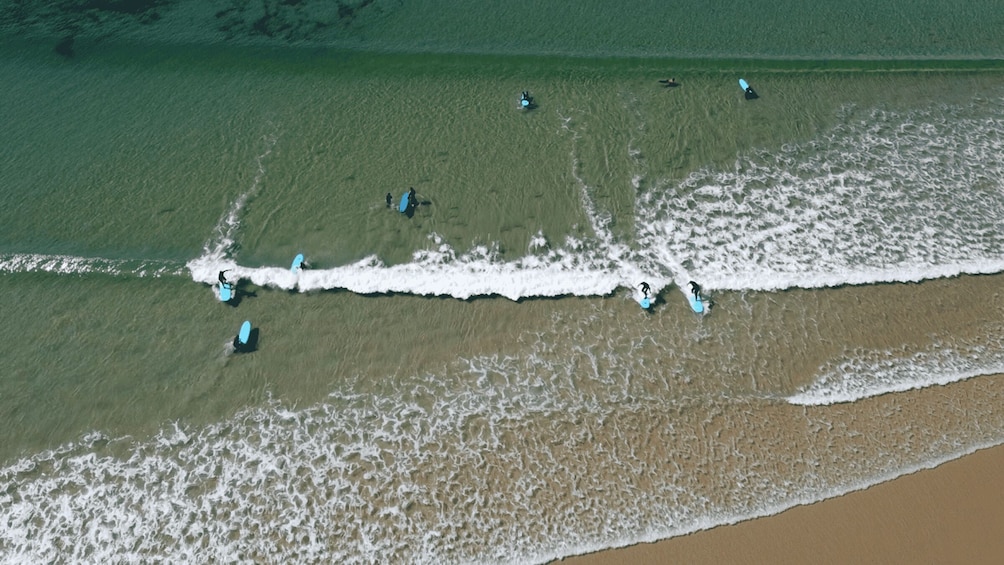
[408,188,418,212]
[218,270,228,285]
[640,282,651,297]
[688,281,701,297]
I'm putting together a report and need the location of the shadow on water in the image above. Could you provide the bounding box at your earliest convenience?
[404,199,431,219]
[233,327,260,353]
[642,294,659,315]
[235,282,260,306]
[221,282,258,307]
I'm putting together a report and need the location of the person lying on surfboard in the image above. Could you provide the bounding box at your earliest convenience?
[659,78,678,87]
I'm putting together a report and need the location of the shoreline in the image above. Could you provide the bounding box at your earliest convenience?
[558,442,1004,565]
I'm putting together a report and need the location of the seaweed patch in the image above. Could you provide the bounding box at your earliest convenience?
[0,0,176,48]
[214,0,379,42]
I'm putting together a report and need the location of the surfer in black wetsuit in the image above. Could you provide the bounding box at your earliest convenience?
[640,281,651,298]
[386,192,393,208]
[218,270,229,285]
[406,187,419,215]
[688,281,701,299]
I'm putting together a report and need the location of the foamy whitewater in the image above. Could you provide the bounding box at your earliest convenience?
[2,320,1002,563]
[4,95,1004,563]
[788,338,1004,405]
[187,98,1004,303]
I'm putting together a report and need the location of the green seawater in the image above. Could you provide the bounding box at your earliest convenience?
[1,0,1003,489]
[1,1,1004,562]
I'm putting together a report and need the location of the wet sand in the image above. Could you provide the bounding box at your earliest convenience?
[559,442,1004,565]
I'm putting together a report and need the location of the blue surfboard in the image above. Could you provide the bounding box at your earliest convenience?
[238,321,251,345]
[291,253,304,273]
[640,297,651,309]
[398,191,410,213]
[739,78,749,91]
[219,283,233,302]
[687,293,705,314]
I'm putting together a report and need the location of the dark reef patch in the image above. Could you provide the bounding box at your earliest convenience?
[1,0,176,48]
[214,0,379,42]
[1,0,388,47]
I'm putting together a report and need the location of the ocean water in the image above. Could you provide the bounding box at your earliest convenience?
[2,1,1004,563]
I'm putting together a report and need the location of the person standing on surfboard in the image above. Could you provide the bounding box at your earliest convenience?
[218,270,230,285]
[640,281,651,298]
[688,281,701,299]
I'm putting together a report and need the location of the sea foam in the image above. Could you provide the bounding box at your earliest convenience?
[0,252,184,278]
[189,98,1004,304]
[788,340,1004,405]
[636,100,1004,292]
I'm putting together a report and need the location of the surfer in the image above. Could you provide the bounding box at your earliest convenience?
[659,78,678,87]
[218,270,230,285]
[640,281,651,298]
[386,192,392,208]
[688,281,702,299]
[520,91,533,108]
[407,188,418,214]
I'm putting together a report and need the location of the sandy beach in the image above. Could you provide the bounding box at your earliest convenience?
[559,441,1004,565]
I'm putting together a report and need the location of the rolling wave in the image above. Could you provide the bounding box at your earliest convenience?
[637,99,1004,292]
[788,339,1004,405]
[0,252,184,278]
[187,98,1004,305]
[7,97,1002,313]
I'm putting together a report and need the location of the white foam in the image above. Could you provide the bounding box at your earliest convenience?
[636,99,1004,293]
[1,288,1001,563]
[186,113,677,301]
[190,235,638,300]
[3,340,1001,564]
[0,252,184,278]
[788,340,1004,405]
[187,98,1004,304]
[195,133,277,266]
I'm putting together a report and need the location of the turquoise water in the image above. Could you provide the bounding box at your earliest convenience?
[2,2,1004,563]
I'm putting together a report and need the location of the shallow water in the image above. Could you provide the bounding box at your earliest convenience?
[2,2,1004,563]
